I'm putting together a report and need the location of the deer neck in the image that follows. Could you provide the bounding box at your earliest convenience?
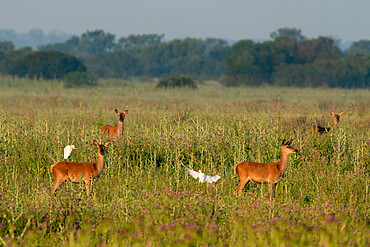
[278,149,290,175]
[95,153,105,175]
[117,120,124,136]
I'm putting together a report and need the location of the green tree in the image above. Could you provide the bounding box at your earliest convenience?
[273,36,297,64]
[87,51,141,78]
[270,27,305,41]
[39,35,80,54]
[224,40,279,86]
[138,38,228,79]
[0,40,15,51]
[346,40,370,55]
[79,30,115,55]
[296,36,341,64]
[0,47,32,74]
[115,34,164,52]
[39,30,115,59]
[9,50,86,79]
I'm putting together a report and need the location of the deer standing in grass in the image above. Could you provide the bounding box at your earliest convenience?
[313,111,344,135]
[50,140,110,197]
[101,109,128,138]
[234,139,297,197]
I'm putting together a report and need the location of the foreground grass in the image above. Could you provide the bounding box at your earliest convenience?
[0,77,369,246]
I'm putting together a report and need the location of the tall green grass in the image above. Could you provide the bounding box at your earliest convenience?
[0,77,369,246]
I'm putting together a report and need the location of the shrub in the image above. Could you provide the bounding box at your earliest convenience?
[63,71,97,88]
[156,75,197,89]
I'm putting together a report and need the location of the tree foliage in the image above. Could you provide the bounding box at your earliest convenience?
[270,27,305,41]
[115,34,164,52]
[2,28,369,88]
[8,51,86,79]
[157,75,197,89]
[0,40,15,51]
[346,40,370,55]
[223,31,369,88]
[39,31,230,80]
[0,47,33,74]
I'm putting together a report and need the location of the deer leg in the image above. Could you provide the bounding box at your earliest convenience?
[86,180,91,198]
[51,179,63,195]
[268,183,274,197]
[274,183,278,197]
[268,183,278,199]
[235,178,249,195]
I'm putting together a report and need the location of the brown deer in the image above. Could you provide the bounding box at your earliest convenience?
[313,110,344,135]
[101,109,128,138]
[330,110,344,124]
[50,140,110,197]
[234,139,297,197]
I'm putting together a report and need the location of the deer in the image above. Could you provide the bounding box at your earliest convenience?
[234,139,297,197]
[50,140,110,197]
[313,111,344,135]
[101,109,128,138]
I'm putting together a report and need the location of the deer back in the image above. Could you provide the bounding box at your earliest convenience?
[51,161,99,183]
[235,161,280,184]
[101,125,118,137]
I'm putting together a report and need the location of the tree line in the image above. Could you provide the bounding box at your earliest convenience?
[0,28,369,88]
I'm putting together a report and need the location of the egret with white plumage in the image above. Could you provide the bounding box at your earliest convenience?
[182,163,221,183]
[64,145,77,159]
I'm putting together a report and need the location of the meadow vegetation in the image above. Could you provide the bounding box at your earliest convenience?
[0,77,369,246]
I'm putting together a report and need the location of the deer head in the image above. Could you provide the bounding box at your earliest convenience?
[330,111,344,125]
[115,109,129,122]
[281,139,297,154]
[93,140,110,155]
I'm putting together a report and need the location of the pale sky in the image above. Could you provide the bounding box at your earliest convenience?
[1,0,369,42]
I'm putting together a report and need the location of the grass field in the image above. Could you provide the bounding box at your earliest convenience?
[0,77,369,246]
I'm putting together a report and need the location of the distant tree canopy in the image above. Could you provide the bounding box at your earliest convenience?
[270,27,305,41]
[223,33,369,88]
[0,46,33,74]
[0,28,368,88]
[115,34,164,52]
[346,40,370,55]
[8,50,86,79]
[39,31,230,80]
[0,40,15,51]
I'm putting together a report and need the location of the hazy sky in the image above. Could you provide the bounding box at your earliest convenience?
[1,0,369,42]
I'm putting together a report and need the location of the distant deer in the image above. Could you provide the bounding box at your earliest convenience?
[330,110,344,124]
[50,140,110,197]
[101,109,128,138]
[313,111,344,135]
[234,139,297,197]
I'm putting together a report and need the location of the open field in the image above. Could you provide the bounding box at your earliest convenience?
[0,77,369,246]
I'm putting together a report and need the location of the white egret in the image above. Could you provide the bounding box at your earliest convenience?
[64,145,77,159]
[181,163,221,183]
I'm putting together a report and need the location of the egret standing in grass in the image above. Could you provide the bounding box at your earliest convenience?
[64,145,77,159]
[182,163,221,183]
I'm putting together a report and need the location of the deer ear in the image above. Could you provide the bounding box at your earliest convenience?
[282,139,286,145]
[287,139,294,145]
[330,111,335,117]
[124,110,128,115]
[93,140,99,147]
[104,141,110,147]
[339,111,344,116]
[115,109,120,114]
